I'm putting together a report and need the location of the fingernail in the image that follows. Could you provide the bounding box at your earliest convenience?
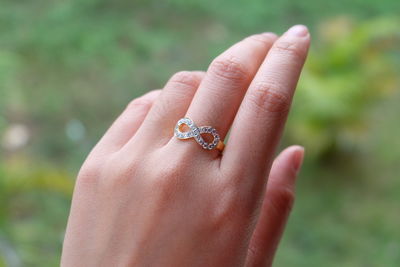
[285,25,309,37]
[293,146,305,175]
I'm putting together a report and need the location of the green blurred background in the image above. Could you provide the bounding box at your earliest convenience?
[1,0,399,266]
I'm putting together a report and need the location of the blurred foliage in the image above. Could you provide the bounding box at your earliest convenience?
[287,16,400,158]
[1,0,400,266]
[0,158,73,267]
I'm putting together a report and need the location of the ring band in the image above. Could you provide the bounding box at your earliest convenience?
[174,118,225,153]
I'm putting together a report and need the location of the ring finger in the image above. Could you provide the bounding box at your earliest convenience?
[171,33,277,153]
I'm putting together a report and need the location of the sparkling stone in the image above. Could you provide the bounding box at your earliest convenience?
[175,118,223,150]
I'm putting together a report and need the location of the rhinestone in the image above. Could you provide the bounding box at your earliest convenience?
[175,118,223,151]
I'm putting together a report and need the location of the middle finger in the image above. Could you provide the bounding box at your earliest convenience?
[170,33,277,152]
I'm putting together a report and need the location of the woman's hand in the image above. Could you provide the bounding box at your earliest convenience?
[61,25,310,267]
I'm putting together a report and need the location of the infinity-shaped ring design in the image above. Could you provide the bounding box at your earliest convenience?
[174,118,225,152]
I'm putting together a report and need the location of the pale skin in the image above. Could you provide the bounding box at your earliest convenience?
[61,25,310,266]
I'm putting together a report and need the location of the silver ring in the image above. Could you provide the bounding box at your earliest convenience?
[174,118,225,152]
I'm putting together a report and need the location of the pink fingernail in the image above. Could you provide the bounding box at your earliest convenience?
[286,25,309,37]
[293,146,305,174]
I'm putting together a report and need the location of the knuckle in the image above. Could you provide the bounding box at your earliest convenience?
[149,154,184,188]
[154,164,181,185]
[270,187,295,214]
[146,160,183,203]
[273,40,305,61]
[149,71,202,118]
[209,56,249,82]
[206,187,241,231]
[77,161,102,187]
[169,71,202,88]
[104,154,140,188]
[248,81,291,114]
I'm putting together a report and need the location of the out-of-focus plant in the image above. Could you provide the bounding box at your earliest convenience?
[0,158,74,266]
[287,17,400,159]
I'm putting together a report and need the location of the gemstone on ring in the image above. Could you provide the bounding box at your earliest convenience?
[174,117,224,152]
